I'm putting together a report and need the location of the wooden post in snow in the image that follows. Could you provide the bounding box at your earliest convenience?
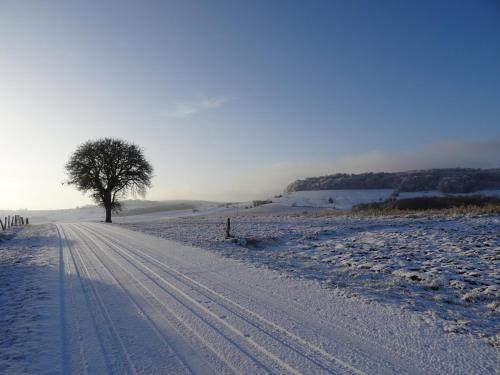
[0,218,5,231]
[26,218,29,225]
[225,218,231,238]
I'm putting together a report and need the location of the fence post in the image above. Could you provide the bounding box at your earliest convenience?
[26,218,29,225]
[0,218,4,231]
[225,218,231,238]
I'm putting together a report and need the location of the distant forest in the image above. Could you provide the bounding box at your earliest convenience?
[285,168,500,194]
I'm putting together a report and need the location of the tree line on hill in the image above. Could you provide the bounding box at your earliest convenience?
[285,168,500,194]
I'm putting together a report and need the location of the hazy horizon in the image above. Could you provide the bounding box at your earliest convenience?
[1,1,499,210]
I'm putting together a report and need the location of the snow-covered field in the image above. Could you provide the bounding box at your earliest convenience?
[2,188,498,225]
[0,201,220,225]
[120,213,500,347]
[1,222,497,374]
[273,189,500,210]
[0,226,61,374]
[274,189,394,210]
[1,198,499,373]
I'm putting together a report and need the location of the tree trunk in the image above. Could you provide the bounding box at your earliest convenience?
[103,189,113,223]
[105,206,112,223]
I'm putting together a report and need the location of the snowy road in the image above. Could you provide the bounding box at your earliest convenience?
[55,222,497,374]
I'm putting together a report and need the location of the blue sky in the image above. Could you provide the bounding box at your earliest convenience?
[1,0,499,209]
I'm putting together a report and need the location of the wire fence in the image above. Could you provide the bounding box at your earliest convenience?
[0,215,29,231]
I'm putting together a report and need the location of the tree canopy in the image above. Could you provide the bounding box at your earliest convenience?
[65,138,153,222]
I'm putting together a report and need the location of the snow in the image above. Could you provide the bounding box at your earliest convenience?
[0,207,105,224]
[0,201,220,225]
[3,188,499,225]
[0,225,61,374]
[271,189,500,210]
[120,213,500,347]
[274,189,394,210]
[1,217,498,373]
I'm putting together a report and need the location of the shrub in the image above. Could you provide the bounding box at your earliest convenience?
[352,195,500,212]
[253,200,272,207]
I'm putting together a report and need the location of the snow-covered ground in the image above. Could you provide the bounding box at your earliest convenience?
[3,188,498,225]
[0,225,61,374]
[274,189,394,210]
[273,189,500,210]
[1,222,497,374]
[0,207,107,224]
[0,201,220,225]
[120,213,500,348]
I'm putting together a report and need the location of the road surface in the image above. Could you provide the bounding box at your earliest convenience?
[55,222,495,374]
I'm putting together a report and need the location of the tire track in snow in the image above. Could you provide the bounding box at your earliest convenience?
[81,224,358,374]
[94,222,427,375]
[79,222,366,375]
[61,225,138,375]
[55,224,70,375]
[68,223,270,374]
[74,223,308,375]
[58,224,111,375]
[66,223,223,375]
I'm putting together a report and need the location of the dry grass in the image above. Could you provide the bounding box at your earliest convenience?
[304,203,500,219]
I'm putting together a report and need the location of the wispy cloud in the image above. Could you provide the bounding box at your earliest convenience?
[161,96,232,119]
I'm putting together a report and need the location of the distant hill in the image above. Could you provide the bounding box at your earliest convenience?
[0,199,219,223]
[77,199,217,211]
[116,201,214,217]
[285,168,500,194]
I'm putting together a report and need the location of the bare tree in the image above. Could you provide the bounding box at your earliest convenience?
[65,138,153,223]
